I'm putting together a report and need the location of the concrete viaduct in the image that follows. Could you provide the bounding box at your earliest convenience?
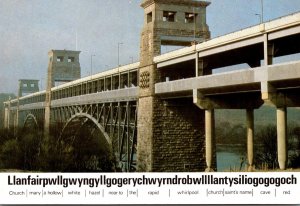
[3,0,300,172]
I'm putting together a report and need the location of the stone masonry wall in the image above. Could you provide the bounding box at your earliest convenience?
[152,98,206,172]
[137,96,154,172]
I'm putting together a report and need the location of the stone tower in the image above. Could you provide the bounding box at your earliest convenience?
[44,50,81,135]
[15,79,40,128]
[137,0,210,171]
[18,79,40,97]
[46,50,81,87]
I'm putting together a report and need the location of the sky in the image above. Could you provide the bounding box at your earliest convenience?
[0,0,300,94]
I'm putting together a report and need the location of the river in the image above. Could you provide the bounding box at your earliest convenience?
[216,144,246,171]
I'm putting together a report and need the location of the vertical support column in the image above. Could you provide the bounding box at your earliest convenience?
[196,55,206,77]
[263,34,274,66]
[205,109,215,172]
[44,92,51,136]
[126,101,130,172]
[117,102,121,155]
[16,80,22,130]
[119,72,121,89]
[246,109,254,171]
[110,103,113,136]
[277,107,287,170]
[13,112,17,134]
[110,75,113,91]
[15,98,19,129]
[7,98,11,129]
[4,104,9,129]
[44,63,52,137]
[127,71,130,88]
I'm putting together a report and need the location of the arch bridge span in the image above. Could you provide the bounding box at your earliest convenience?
[5,63,139,172]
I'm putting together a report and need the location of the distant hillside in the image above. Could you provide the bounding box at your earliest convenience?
[0,93,17,128]
[216,106,300,127]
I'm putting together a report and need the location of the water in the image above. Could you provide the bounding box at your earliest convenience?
[216,144,246,171]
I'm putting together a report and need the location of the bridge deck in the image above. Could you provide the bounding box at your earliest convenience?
[11,87,138,111]
[155,61,300,96]
[155,12,300,68]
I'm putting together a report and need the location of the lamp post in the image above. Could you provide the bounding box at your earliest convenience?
[118,42,123,89]
[261,0,264,23]
[118,42,123,67]
[90,54,96,77]
[40,78,44,91]
[255,0,263,24]
[255,13,262,24]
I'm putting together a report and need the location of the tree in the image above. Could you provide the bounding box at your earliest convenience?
[0,139,22,169]
[255,125,278,169]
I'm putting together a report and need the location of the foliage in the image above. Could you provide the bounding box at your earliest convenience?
[216,122,300,170]
[255,125,278,169]
[1,119,300,171]
[19,131,43,170]
[0,139,22,169]
[289,126,300,168]
[0,121,115,172]
[215,122,246,145]
[57,126,114,172]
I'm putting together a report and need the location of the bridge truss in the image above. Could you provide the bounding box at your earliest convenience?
[19,101,137,172]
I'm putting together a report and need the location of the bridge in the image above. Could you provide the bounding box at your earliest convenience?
[3,0,300,172]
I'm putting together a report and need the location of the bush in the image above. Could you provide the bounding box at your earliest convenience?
[57,126,114,172]
[255,125,278,169]
[0,139,22,169]
[289,126,300,168]
[290,154,300,168]
[18,132,42,170]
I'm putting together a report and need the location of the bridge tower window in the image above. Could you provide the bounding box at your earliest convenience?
[57,56,64,62]
[68,57,75,63]
[163,11,176,22]
[147,12,152,23]
[185,13,197,23]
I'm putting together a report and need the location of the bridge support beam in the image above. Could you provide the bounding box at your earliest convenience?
[262,82,289,170]
[246,109,254,171]
[44,101,51,136]
[15,99,20,129]
[264,34,274,66]
[4,99,11,129]
[4,106,9,129]
[15,110,19,128]
[205,109,215,172]
[277,107,287,170]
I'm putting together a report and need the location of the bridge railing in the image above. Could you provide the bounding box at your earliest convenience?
[50,63,138,101]
[5,62,139,110]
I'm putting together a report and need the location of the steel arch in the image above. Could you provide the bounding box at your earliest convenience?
[60,112,112,146]
[23,113,39,129]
